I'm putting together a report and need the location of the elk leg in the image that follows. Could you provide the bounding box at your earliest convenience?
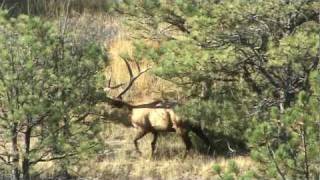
[151,132,158,157]
[181,132,193,158]
[134,129,147,154]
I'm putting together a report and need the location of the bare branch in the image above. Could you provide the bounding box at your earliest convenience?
[162,10,190,34]
[267,143,287,180]
[29,151,77,165]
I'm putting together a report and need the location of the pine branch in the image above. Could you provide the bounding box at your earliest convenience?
[267,143,287,180]
[29,152,77,165]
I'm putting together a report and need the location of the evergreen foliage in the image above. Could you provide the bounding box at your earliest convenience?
[116,0,320,178]
[248,72,320,179]
[0,0,320,179]
[0,10,107,179]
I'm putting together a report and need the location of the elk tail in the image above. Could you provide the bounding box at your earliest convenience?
[187,122,211,147]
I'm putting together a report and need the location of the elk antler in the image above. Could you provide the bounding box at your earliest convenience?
[105,57,180,110]
[106,67,125,90]
[116,57,151,99]
[104,57,153,109]
[106,57,151,100]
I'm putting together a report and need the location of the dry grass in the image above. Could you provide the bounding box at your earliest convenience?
[31,122,255,180]
[2,0,112,17]
[105,29,181,102]
[69,123,254,180]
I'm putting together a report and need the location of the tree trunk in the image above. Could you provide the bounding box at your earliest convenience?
[22,124,32,180]
[11,123,20,180]
[200,80,212,100]
[59,116,71,179]
[279,90,295,113]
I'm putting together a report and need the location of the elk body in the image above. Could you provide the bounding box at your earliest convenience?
[105,57,211,157]
[130,106,211,157]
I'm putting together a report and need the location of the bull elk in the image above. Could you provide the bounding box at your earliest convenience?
[104,58,212,157]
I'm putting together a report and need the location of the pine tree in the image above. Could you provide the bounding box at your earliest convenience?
[114,0,320,152]
[247,72,320,179]
[0,11,107,179]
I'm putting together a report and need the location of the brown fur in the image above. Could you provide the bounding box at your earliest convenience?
[130,107,211,157]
